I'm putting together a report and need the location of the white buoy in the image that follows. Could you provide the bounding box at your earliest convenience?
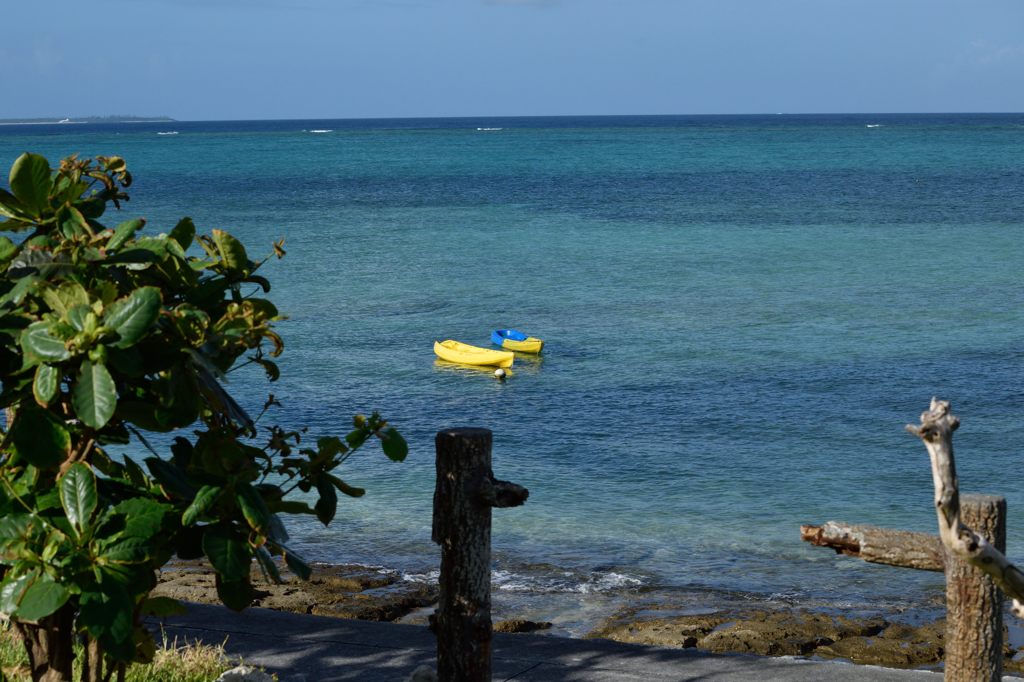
[494,368,507,380]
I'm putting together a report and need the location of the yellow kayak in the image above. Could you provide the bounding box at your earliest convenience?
[434,339,514,368]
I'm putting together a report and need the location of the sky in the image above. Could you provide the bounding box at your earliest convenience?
[2,0,1023,120]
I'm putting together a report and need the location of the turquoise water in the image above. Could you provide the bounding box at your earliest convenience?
[3,114,1023,631]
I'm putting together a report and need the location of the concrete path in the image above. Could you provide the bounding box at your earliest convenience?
[153,602,947,681]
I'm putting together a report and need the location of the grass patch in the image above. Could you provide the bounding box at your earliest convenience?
[0,623,244,682]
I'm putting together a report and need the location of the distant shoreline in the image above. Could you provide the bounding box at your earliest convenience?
[0,117,176,125]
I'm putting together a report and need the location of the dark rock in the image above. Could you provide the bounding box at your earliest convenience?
[153,559,434,622]
[815,618,945,668]
[494,619,553,634]
[816,637,943,667]
[587,609,731,648]
[310,583,439,621]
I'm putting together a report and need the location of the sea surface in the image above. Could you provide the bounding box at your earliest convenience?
[2,114,1023,633]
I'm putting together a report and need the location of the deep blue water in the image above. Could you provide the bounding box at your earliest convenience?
[2,114,1023,632]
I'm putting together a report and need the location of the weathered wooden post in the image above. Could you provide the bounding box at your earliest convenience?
[944,494,1005,681]
[432,428,529,682]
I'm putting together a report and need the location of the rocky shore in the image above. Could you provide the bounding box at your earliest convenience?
[152,560,1024,674]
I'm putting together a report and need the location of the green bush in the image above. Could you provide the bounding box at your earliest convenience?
[0,154,406,682]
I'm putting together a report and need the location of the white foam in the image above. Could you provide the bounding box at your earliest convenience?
[400,567,642,594]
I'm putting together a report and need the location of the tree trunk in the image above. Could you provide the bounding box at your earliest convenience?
[14,605,75,682]
[800,521,944,571]
[943,494,1005,682]
[81,636,104,682]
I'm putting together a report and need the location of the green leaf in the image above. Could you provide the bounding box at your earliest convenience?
[316,436,347,459]
[16,573,70,621]
[9,153,52,216]
[33,363,60,406]
[103,287,161,348]
[144,457,195,499]
[97,536,151,564]
[215,576,253,611]
[254,546,282,584]
[267,500,315,516]
[235,483,271,534]
[282,545,312,581]
[141,596,187,617]
[21,322,71,362]
[117,401,169,432]
[58,205,90,238]
[42,282,89,317]
[267,512,289,543]
[345,428,369,450]
[202,524,251,582]
[73,360,117,429]
[0,514,34,544]
[106,218,145,251]
[169,217,196,250]
[314,477,337,525]
[0,276,40,309]
[213,229,248,273]
[378,426,408,462]
[122,456,150,488]
[66,304,90,332]
[79,586,133,659]
[0,187,26,219]
[0,572,34,614]
[60,462,98,537]
[101,249,158,265]
[325,473,365,499]
[0,236,17,263]
[8,403,70,468]
[109,498,169,540]
[182,485,221,526]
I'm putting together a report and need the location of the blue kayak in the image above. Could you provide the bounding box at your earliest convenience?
[491,329,544,353]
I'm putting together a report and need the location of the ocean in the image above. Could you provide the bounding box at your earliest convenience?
[2,113,1022,633]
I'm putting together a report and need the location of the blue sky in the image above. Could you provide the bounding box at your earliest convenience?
[3,0,1023,119]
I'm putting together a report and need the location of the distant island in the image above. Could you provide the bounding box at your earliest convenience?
[0,115,176,125]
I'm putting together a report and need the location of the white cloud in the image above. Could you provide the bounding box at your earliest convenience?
[484,0,559,6]
[965,40,1024,67]
[32,38,64,73]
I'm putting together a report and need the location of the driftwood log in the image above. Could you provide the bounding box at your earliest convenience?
[800,521,944,571]
[432,428,528,682]
[907,399,1024,617]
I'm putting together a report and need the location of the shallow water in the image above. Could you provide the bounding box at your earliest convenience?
[3,113,1022,630]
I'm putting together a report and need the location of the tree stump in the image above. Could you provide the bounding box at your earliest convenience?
[432,428,528,682]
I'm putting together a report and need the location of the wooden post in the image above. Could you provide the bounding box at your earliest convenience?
[432,428,528,682]
[944,494,1005,682]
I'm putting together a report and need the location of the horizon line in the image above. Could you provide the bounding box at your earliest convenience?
[3,111,1024,124]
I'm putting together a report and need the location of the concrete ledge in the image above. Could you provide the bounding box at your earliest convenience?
[151,602,944,681]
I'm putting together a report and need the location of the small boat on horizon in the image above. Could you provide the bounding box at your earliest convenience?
[491,328,543,354]
[434,339,514,368]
